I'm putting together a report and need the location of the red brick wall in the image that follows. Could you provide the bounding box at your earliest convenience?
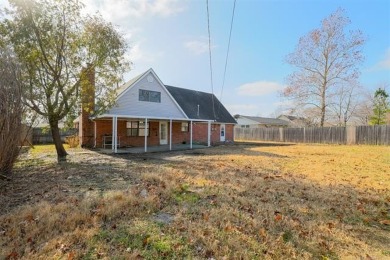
[94,119,234,148]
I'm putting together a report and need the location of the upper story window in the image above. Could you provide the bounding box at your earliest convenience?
[139,89,161,103]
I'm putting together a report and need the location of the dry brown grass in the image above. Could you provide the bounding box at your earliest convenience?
[0,142,389,259]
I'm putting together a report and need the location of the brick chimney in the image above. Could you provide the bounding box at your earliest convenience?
[79,65,95,147]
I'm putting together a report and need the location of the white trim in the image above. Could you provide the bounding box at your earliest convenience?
[115,117,118,153]
[169,119,172,151]
[115,68,189,119]
[144,118,148,152]
[220,123,226,142]
[112,116,118,152]
[159,121,168,145]
[207,121,211,147]
[95,114,213,123]
[190,121,193,149]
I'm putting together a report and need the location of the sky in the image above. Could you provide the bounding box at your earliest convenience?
[1,0,389,117]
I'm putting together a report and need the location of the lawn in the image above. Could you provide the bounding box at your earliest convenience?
[0,142,389,259]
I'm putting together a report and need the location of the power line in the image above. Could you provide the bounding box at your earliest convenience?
[219,0,236,103]
[206,0,216,119]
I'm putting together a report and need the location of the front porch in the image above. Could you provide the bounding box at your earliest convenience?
[99,143,208,154]
[89,115,214,153]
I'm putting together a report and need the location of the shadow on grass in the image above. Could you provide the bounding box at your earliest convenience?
[107,142,292,163]
[1,144,389,259]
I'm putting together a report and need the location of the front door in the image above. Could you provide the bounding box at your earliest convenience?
[220,124,226,142]
[159,121,168,145]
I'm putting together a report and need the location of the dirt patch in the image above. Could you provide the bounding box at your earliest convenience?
[0,150,142,215]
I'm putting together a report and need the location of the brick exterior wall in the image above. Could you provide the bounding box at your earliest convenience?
[94,119,234,148]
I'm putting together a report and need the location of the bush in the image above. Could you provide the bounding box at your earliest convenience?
[0,46,23,176]
[65,135,79,148]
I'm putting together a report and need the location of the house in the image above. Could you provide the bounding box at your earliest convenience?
[277,115,310,127]
[234,115,289,128]
[78,68,236,153]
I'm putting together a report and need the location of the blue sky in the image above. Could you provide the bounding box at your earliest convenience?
[1,0,389,117]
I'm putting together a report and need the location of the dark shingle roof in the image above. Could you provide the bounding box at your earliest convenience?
[165,85,236,123]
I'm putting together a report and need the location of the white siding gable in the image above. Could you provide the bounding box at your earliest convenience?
[107,71,187,119]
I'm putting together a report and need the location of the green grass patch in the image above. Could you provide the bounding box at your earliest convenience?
[30,144,69,155]
[90,221,193,259]
[172,184,200,204]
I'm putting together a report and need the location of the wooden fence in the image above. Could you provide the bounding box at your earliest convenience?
[234,125,390,145]
[32,128,77,144]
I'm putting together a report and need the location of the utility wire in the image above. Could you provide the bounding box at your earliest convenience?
[219,0,236,104]
[206,0,216,119]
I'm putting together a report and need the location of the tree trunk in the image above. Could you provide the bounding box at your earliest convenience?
[320,93,326,127]
[50,120,68,162]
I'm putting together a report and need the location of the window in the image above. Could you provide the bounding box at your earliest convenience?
[126,121,150,136]
[181,122,189,132]
[139,89,161,103]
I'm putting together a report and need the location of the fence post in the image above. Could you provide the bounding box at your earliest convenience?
[279,128,284,142]
[346,126,356,145]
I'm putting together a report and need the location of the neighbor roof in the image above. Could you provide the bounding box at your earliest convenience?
[165,85,236,124]
[239,115,289,126]
[278,115,306,121]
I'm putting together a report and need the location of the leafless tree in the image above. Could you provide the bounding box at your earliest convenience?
[0,46,23,177]
[329,81,362,126]
[351,90,373,125]
[283,8,365,127]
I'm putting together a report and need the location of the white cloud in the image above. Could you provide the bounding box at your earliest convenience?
[83,0,186,23]
[184,37,216,55]
[128,41,164,63]
[237,81,285,96]
[150,0,187,17]
[81,0,184,76]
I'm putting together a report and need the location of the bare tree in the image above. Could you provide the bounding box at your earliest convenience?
[329,81,361,126]
[283,9,365,127]
[351,90,373,125]
[0,46,23,177]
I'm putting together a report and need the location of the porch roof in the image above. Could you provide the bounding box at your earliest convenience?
[93,114,214,122]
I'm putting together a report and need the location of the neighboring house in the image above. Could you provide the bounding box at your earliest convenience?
[234,115,289,128]
[277,115,310,127]
[78,68,236,152]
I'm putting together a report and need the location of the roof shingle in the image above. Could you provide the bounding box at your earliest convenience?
[165,85,236,123]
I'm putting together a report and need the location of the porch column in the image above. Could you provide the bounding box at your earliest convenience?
[190,121,193,149]
[112,116,118,153]
[207,121,211,147]
[169,119,172,151]
[144,118,148,152]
